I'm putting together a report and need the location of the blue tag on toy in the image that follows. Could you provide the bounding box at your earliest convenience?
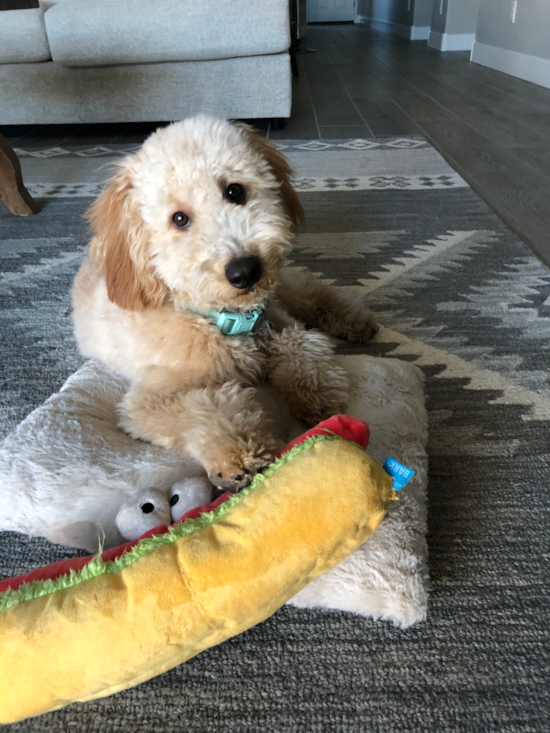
[383,457,415,491]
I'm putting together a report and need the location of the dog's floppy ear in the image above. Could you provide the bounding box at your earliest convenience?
[240,127,305,233]
[87,162,166,312]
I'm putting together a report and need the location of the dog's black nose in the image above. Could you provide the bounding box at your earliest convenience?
[225,256,262,289]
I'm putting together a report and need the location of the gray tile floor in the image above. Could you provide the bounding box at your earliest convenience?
[2,22,550,266]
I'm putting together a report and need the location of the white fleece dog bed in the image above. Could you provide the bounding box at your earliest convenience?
[0,355,428,628]
[289,355,429,628]
[0,361,213,552]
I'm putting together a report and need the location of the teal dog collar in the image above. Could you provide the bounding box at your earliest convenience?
[194,308,265,336]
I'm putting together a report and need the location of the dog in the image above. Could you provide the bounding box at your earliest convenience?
[72,115,377,492]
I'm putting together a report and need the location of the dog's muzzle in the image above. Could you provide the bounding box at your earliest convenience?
[225,256,262,290]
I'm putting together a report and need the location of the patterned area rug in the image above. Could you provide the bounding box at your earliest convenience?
[1,137,549,732]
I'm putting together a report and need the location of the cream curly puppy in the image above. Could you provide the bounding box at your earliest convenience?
[72,116,377,492]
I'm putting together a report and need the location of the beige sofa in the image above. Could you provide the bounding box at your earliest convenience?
[0,0,292,125]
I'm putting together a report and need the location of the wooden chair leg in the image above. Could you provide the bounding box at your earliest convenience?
[0,133,39,216]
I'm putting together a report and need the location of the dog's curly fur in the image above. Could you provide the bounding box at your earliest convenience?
[72,116,377,491]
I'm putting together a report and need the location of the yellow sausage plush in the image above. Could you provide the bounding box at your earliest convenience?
[0,417,394,723]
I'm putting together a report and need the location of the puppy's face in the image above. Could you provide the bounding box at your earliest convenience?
[88,116,304,312]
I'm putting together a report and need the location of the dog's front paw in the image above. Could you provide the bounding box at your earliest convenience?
[268,329,350,427]
[355,307,379,342]
[208,466,265,494]
[205,439,276,494]
[287,380,348,427]
[335,304,379,344]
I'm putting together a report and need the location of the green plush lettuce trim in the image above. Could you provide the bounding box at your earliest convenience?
[0,432,360,614]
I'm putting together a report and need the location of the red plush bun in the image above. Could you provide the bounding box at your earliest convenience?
[278,415,370,457]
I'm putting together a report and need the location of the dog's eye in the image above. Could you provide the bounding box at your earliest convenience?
[226,183,246,205]
[172,212,190,229]
[141,502,155,514]
[170,494,179,507]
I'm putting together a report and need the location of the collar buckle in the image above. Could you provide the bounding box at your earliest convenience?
[208,308,265,336]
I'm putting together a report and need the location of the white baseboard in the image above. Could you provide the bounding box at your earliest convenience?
[471,42,550,91]
[428,31,475,52]
[356,17,430,41]
[410,26,430,41]
[428,31,444,50]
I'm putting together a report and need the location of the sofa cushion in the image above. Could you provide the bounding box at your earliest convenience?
[38,0,70,11]
[0,55,292,125]
[0,9,51,64]
[44,0,290,68]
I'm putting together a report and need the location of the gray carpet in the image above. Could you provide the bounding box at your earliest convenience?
[1,137,549,732]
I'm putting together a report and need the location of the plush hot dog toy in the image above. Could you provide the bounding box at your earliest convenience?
[0,416,394,723]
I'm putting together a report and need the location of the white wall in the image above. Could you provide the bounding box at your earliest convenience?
[472,0,550,89]
[428,0,479,51]
[358,0,413,27]
[413,0,433,29]
[447,0,479,34]
[357,0,433,39]
[430,0,448,34]
[475,0,550,61]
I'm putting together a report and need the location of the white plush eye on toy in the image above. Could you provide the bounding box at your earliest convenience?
[169,477,213,522]
[115,488,171,541]
[115,478,213,541]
